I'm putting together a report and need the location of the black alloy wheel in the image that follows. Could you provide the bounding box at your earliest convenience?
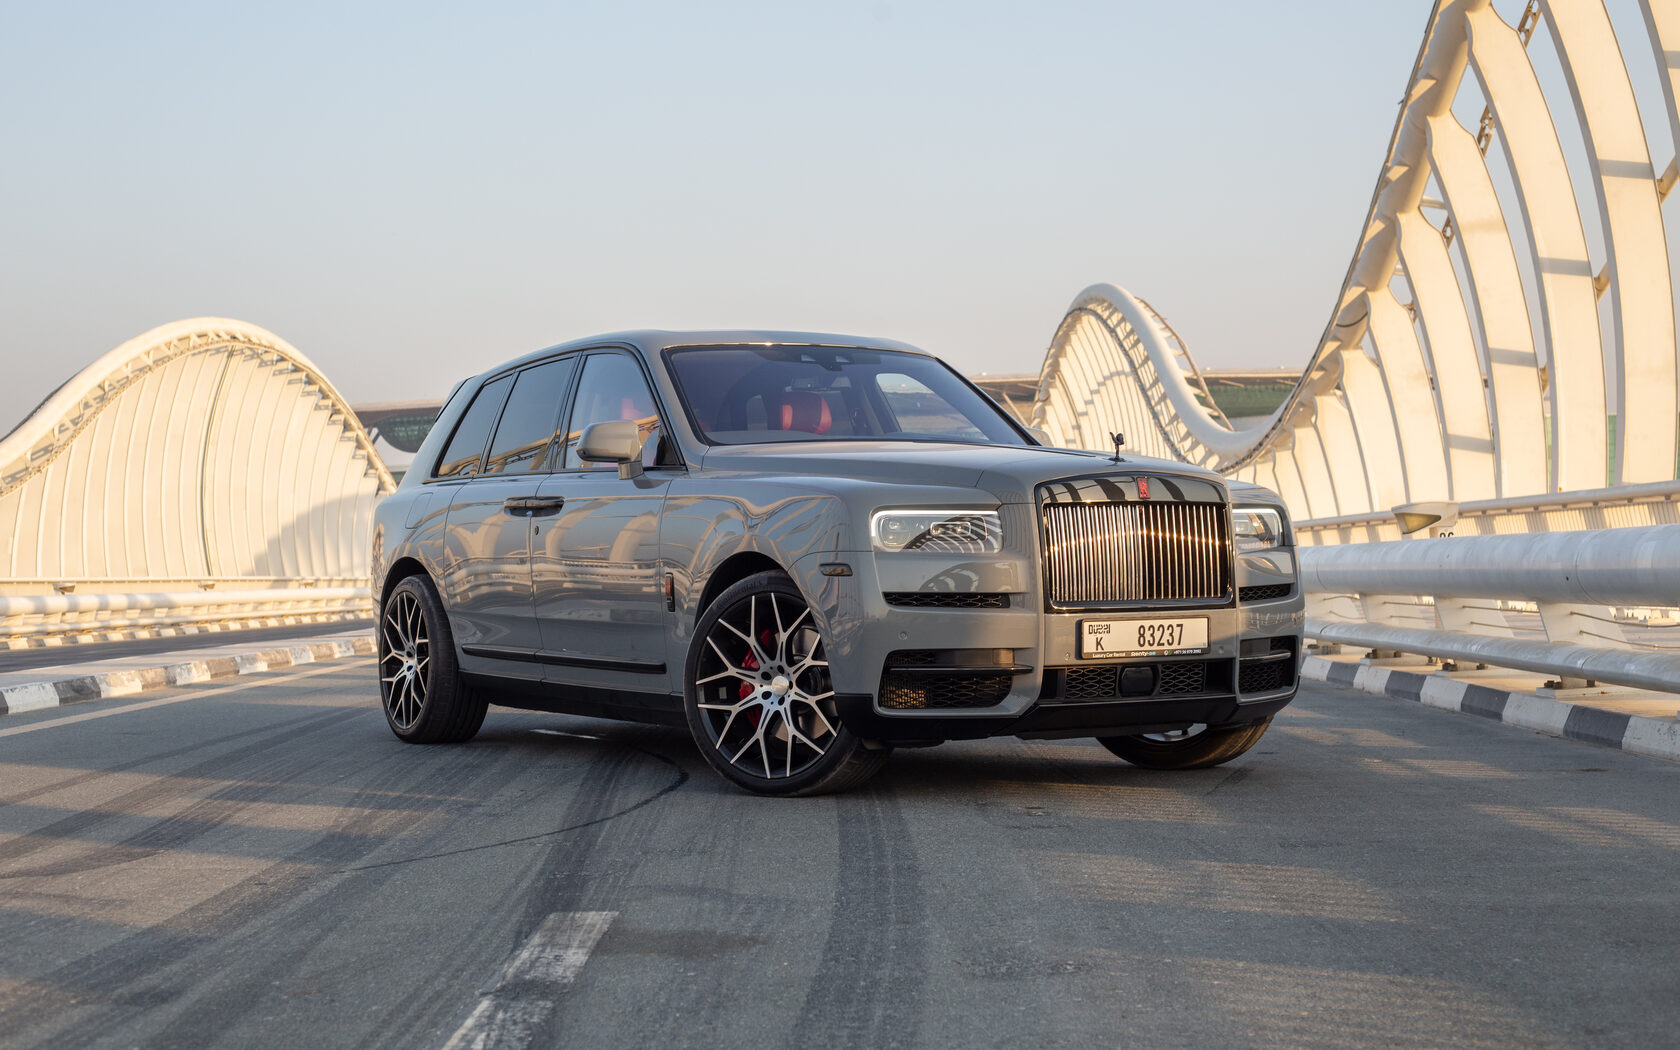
[683,571,886,795]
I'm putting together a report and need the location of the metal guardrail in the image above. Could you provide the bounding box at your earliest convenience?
[1298,524,1680,695]
[0,586,373,642]
[1295,481,1680,545]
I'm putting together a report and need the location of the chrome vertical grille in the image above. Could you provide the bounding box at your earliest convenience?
[1041,500,1231,605]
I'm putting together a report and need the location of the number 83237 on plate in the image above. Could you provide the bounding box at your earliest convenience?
[1080,617,1208,659]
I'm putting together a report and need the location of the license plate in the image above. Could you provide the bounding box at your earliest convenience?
[1080,617,1208,659]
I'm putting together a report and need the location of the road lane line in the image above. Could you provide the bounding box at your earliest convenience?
[0,660,361,739]
[530,729,607,740]
[442,911,617,1050]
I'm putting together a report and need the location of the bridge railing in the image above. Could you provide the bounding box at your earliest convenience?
[1298,525,1680,696]
[0,581,372,646]
[1294,481,1680,546]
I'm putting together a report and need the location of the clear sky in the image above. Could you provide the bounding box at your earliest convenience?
[0,1,1438,430]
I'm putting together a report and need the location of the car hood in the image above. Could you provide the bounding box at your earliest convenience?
[696,441,1226,502]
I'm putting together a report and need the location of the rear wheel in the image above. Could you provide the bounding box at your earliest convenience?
[379,575,488,744]
[684,571,887,796]
[1096,717,1272,770]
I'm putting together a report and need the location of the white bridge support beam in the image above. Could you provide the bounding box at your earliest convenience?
[1543,0,1676,485]
[1467,1,1608,492]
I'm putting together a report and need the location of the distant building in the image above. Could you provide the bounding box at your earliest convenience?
[354,400,444,481]
[1188,369,1300,425]
[966,370,1296,429]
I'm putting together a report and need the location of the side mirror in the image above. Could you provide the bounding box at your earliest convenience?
[578,420,645,479]
[1026,427,1053,446]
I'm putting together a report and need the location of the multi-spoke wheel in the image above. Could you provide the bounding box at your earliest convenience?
[1096,717,1273,770]
[378,575,488,744]
[683,571,887,795]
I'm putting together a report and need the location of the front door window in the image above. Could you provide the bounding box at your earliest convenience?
[558,354,667,470]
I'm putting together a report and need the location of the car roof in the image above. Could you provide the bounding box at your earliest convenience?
[487,329,933,376]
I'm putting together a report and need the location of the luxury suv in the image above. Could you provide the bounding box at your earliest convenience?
[371,331,1303,795]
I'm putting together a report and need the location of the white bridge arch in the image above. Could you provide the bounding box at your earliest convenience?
[0,318,392,639]
[1031,0,1680,539]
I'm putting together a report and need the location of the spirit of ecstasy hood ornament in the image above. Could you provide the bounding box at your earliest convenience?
[1109,432,1125,464]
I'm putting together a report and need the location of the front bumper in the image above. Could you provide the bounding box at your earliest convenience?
[836,689,1297,744]
[793,546,1303,746]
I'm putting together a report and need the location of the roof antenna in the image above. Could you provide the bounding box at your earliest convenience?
[1109,432,1125,463]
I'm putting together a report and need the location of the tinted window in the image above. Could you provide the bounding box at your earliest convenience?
[433,375,511,478]
[878,373,987,441]
[559,354,667,470]
[667,345,1025,446]
[483,357,576,475]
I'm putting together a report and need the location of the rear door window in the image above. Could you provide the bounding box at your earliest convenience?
[482,357,577,475]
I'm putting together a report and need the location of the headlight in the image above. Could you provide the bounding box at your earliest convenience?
[871,509,1003,553]
[1232,505,1290,553]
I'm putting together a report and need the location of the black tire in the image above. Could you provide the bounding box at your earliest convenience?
[683,571,887,796]
[378,574,488,744]
[1096,717,1273,770]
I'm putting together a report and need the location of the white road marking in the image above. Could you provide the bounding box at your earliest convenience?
[0,661,356,739]
[531,729,607,740]
[442,911,617,1050]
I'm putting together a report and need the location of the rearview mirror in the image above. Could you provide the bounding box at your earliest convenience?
[578,420,645,479]
[1026,427,1053,446]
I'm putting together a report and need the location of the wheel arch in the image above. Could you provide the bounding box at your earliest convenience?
[380,557,431,608]
[696,551,788,616]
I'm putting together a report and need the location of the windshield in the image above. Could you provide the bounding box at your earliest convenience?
[666,345,1030,446]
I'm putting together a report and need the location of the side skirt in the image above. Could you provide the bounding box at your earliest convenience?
[463,672,686,729]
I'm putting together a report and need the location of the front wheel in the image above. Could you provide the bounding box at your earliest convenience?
[683,571,887,796]
[1096,717,1272,770]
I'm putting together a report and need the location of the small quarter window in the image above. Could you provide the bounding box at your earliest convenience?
[433,375,511,478]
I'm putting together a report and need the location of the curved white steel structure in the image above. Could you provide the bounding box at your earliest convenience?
[0,318,394,591]
[1032,0,1680,535]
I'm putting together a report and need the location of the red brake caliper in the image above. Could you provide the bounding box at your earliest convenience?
[739,629,775,727]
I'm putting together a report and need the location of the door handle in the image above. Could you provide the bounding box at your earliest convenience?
[503,496,564,515]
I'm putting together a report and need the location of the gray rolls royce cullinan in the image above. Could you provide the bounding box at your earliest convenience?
[371,331,1303,795]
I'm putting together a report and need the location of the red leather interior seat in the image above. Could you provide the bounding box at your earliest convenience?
[767,391,832,434]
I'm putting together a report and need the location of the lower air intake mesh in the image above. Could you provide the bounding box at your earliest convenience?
[1238,660,1292,694]
[879,672,1012,710]
[1057,661,1211,701]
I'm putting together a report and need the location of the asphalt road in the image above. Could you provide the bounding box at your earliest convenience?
[2,661,1677,1050]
